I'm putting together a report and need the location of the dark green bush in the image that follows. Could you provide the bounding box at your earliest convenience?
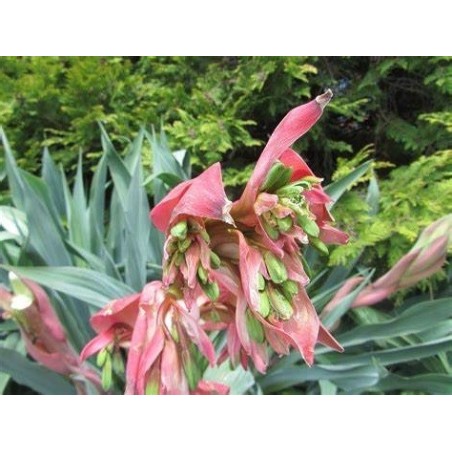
[1,56,450,271]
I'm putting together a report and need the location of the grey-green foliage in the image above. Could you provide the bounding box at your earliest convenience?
[256,225,452,395]
[0,125,189,393]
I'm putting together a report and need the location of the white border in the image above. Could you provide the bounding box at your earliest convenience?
[0,1,449,55]
[0,396,448,451]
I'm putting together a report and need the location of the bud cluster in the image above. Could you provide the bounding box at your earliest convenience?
[81,90,348,393]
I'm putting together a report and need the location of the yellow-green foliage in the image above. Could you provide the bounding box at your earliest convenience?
[1,56,451,271]
[331,150,452,268]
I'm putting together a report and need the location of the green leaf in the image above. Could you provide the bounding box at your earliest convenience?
[203,360,255,395]
[0,206,28,239]
[375,373,452,395]
[336,297,452,349]
[366,173,380,216]
[100,123,131,208]
[325,160,372,206]
[0,347,76,395]
[42,148,66,217]
[145,128,187,203]
[320,270,374,329]
[327,336,452,367]
[0,320,18,333]
[20,171,72,266]
[88,153,108,254]
[3,266,134,308]
[124,161,150,290]
[319,379,337,395]
[1,128,25,210]
[66,153,91,251]
[259,364,386,393]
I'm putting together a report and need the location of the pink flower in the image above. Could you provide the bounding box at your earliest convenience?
[80,292,141,362]
[150,164,234,306]
[231,231,342,370]
[192,380,230,395]
[352,215,451,307]
[321,215,451,315]
[80,90,350,393]
[82,282,216,394]
[1,273,101,394]
[150,163,233,233]
[220,91,345,369]
[232,90,335,225]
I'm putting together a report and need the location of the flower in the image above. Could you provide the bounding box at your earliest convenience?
[232,90,335,225]
[222,91,345,368]
[1,272,101,394]
[150,163,234,306]
[352,215,452,307]
[322,215,452,314]
[192,380,230,395]
[81,281,216,394]
[150,163,233,233]
[81,90,350,393]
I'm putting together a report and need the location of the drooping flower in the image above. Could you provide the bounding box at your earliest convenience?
[221,91,346,368]
[0,272,101,394]
[231,231,342,370]
[81,281,216,394]
[80,90,350,393]
[352,215,452,307]
[150,163,234,306]
[80,291,142,391]
[322,215,452,314]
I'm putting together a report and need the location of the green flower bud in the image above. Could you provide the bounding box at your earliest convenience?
[261,162,293,193]
[174,252,184,266]
[96,347,109,367]
[170,220,188,240]
[178,237,192,253]
[170,325,180,342]
[182,350,202,391]
[101,353,113,391]
[210,251,221,269]
[258,290,271,318]
[197,266,208,285]
[199,229,210,243]
[295,212,320,237]
[302,176,323,184]
[262,219,280,240]
[281,279,299,300]
[276,186,302,199]
[264,252,288,284]
[9,272,33,300]
[201,281,220,301]
[112,351,125,376]
[246,311,265,343]
[310,237,329,255]
[257,273,266,291]
[145,380,159,395]
[277,216,293,232]
[269,287,294,320]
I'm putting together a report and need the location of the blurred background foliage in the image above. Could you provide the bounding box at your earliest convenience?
[0,56,451,273]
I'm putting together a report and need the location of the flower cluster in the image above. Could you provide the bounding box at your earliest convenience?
[81,90,349,394]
